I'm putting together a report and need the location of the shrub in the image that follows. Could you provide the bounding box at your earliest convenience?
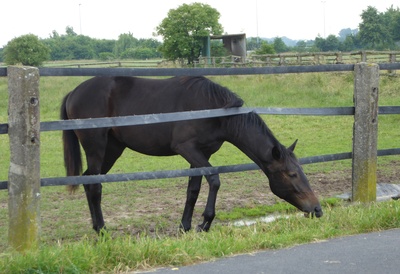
[99,52,115,61]
[3,34,50,66]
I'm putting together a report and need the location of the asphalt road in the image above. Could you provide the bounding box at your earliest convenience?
[138,228,400,274]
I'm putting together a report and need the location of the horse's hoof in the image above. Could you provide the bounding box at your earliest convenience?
[179,224,191,233]
[196,225,209,232]
[96,226,107,236]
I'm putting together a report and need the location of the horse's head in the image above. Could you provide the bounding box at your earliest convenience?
[263,140,323,218]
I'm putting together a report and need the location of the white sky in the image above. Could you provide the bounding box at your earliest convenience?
[1,0,398,47]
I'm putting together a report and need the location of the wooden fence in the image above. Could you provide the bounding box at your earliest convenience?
[43,60,163,68]
[197,51,400,67]
[1,63,400,251]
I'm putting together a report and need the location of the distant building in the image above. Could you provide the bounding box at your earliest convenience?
[202,34,247,62]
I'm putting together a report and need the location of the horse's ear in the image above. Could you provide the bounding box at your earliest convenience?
[288,139,298,152]
[272,146,282,160]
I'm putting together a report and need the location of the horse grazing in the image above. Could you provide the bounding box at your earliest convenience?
[61,76,322,233]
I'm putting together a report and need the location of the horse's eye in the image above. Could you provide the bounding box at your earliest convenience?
[288,172,298,178]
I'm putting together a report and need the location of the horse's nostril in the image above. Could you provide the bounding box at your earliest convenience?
[315,206,323,217]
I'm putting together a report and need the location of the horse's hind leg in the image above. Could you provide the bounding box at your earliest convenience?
[80,131,124,233]
[174,143,218,232]
[180,170,203,232]
[82,141,106,233]
[83,183,104,233]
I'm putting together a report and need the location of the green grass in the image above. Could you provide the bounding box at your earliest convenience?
[217,197,341,221]
[0,200,399,273]
[0,72,399,272]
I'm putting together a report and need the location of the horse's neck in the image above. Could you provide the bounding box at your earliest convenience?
[227,130,272,169]
[222,114,276,167]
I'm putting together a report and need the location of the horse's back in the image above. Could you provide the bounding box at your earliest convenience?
[66,76,243,119]
[66,76,201,118]
[109,76,190,116]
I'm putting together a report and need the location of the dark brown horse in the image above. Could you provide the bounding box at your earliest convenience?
[61,76,322,233]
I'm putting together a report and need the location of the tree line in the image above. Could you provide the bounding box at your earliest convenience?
[44,26,163,61]
[252,6,400,55]
[1,4,399,66]
[0,26,163,66]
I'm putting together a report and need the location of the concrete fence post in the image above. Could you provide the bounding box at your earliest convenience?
[352,63,379,202]
[8,66,41,251]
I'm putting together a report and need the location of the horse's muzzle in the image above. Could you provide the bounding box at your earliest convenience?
[304,206,323,218]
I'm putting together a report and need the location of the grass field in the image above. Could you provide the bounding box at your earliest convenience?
[0,72,399,272]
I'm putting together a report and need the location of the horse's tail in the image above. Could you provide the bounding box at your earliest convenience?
[61,93,82,193]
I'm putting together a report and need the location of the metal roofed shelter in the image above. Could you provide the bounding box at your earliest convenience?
[202,34,247,63]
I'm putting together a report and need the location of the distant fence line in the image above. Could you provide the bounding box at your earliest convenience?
[1,51,398,70]
[1,63,400,251]
[43,60,163,68]
[197,50,400,67]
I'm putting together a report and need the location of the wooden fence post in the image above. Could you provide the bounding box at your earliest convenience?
[8,66,41,251]
[352,63,379,202]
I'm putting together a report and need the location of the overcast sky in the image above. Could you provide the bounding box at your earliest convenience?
[1,0,398,47]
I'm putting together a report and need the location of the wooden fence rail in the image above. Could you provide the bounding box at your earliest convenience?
[196,51,400,68]
[1,63,400,251]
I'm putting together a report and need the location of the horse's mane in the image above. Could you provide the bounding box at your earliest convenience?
[223,111,276,140]
[179,76,244,108]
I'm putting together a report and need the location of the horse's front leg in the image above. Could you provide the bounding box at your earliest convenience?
[180,174,203,232]
[197,173,220,232]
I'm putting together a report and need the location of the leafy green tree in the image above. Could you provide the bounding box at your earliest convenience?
[359,6,392,49]
[67,35,96,59]
[156,3,223,64]
[392,12,400,41]
[324,35,340,51]
[294,40,308,52]
[114,33,139,58]
[66,26,77,36]
[3,34,50,66]
[138,38,162,50]
[340,35,355,51]
[94,39,115,56]
[210,40,228,57]
[255,41,275,55]
[314,35,340,51]
[246,37,261,51]
[98,52,115,61]
[314,36,326,51]
[273,37,288,53]
[381,5,400,42]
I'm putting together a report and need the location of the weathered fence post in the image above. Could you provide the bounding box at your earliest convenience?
[389,53,396,74]
[8,66,41,251]
[352,63,379,202]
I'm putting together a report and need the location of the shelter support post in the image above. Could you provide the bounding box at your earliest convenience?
[8,66,41,251]
[352,63,379,202]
